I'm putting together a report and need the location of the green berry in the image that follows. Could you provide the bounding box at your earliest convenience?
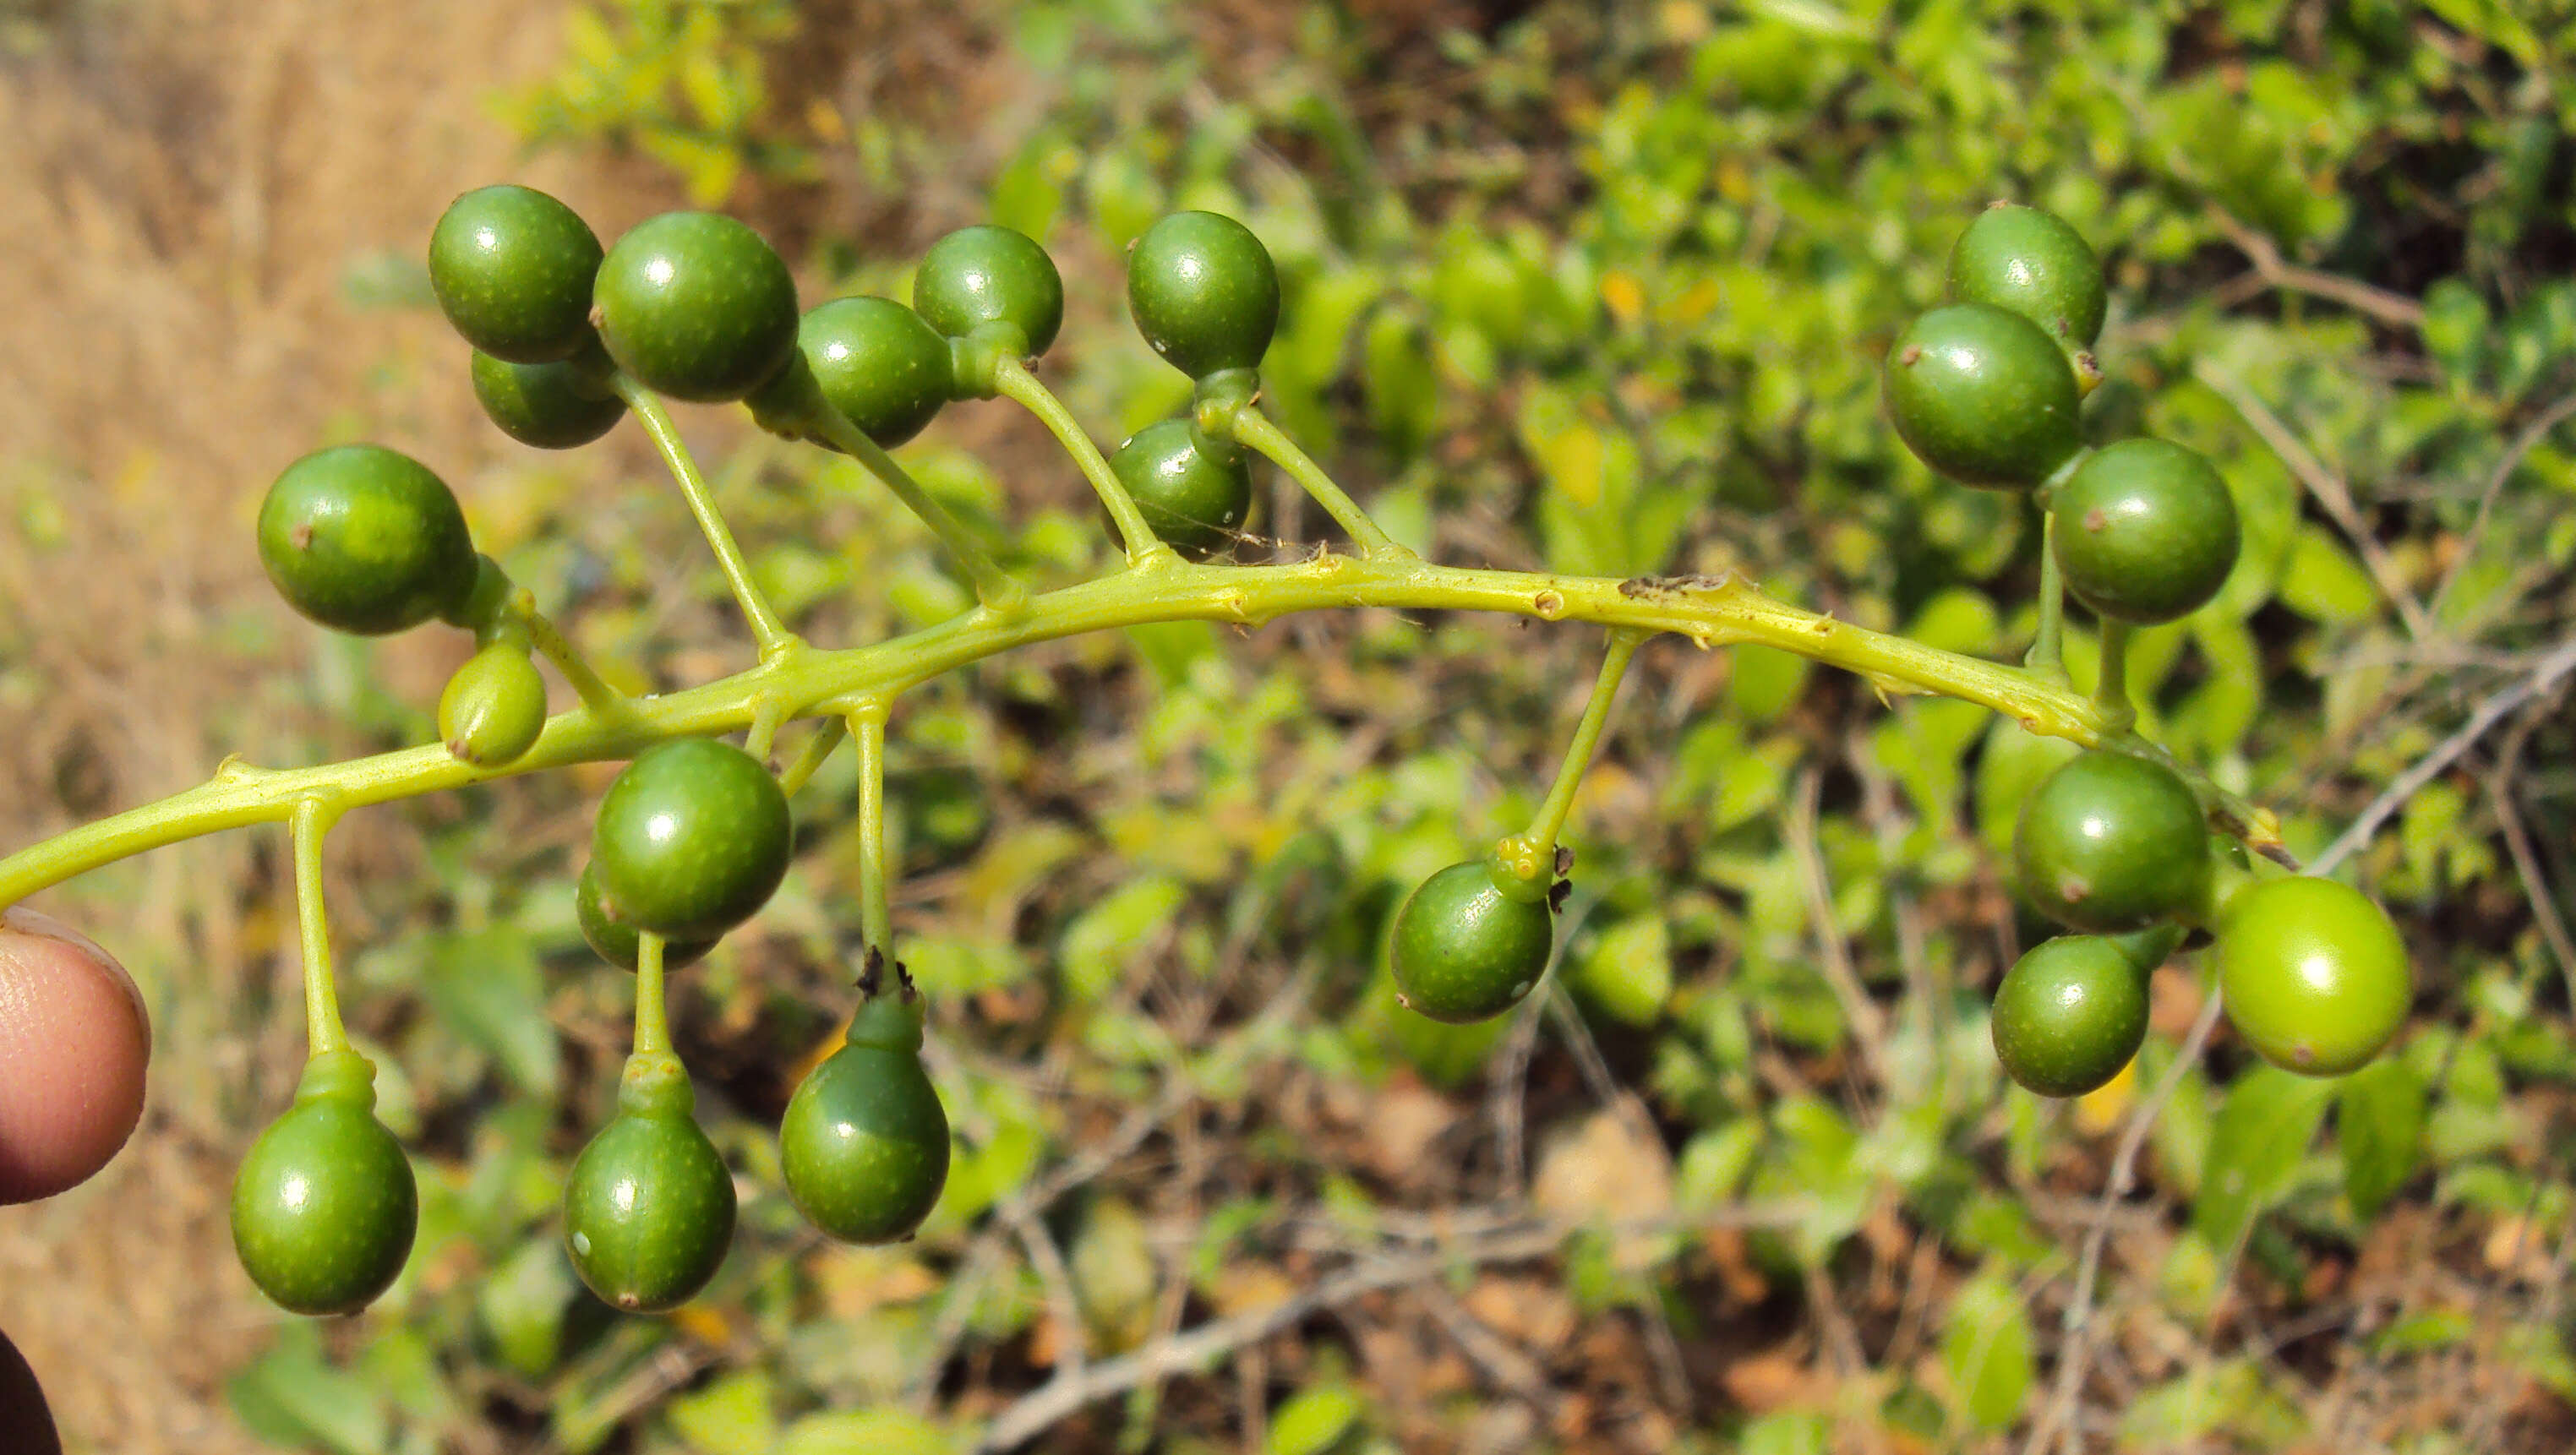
[589,738,792,941]
[2050,439,2240,624]
[594,212,800,402]
[428,184,604,364]
[575,863,717,974]
[2014,751,2212,933]
[791,297,953,447]
[1946,203,2107,349]
[563,1055,734,1313]
[2215,878,2410,1077]
[1389,862,1555,1024]
[257,444,478,635]
[231,1051,418,1316]
[1990,936,2148,1098]
[471,345,625,450]
[1126,211,1280,378]
[912,225,1063,356]
[779,989,950,1245]
[1110,419,1252,559]
[1884,303,2082,488]
[438,643,548,768]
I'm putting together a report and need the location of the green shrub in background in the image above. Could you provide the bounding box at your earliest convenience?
[15,3,2576,1452]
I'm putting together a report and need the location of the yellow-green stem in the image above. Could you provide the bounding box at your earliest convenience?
[2094,619,2136,731]
[516,602,625,712]
[799,402,1029,614]
[291,798,349,1058]
[992,358,1177,569]
[0,559,2139,910]
[1525,629,1645,853]
[779,717,848,798]
[850,709,891,953]
[1229,408,1413,561]
[2028,510,2067,679]
[612,376,794,651]
[633,932,670,1057]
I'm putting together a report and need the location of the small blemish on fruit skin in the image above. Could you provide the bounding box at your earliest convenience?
[290,523,314,551]
[1900,345,1923,367]
[2084,508,2109,532]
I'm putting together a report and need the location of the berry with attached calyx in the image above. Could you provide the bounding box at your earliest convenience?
[470,342,625,450]
[1885,303,2082,489]
[1990,935,2148,1098]
[589,738,793,941]
[439,643,548,768]
[594,212,800,402]
[1946,203,2107,351]
[1109,419,1252,559]
[1389,861,1556,1025]
[779,962,950,1245]
[257,445,479,635]
[575,863,717,974]
[231,1049,418,1316]
[1127,210,1281,379]
[2050,439,2240,624]
[913,225,1063,357]
[428,183,603,364]
[2214,877,2410,1077]
[2014,750,2211,933]
[563,1053,734,1313]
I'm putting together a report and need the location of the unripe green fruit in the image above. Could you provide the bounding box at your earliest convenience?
[574,863,717,974]
[231,1050,418,1316]
[2014,751,2212,933]
[595,212,800,402]
[1110,419,1253,559]
[428,184,604,364]
[563,1057,734,1313]
[1389,861,1555,1024]
[439,644,548,767]
[470,346,625,450]
[779,994,950,1245]
[1127,211,1281,379]
[913,225,1063,357]
[2050,439,2240,624]
[257,445,479,635]
[2214,877,2411,1077]
[788,297,953,447]
[589,738,793,941]
[1946,203,2107,350]
[1884,303,2082,488]
[1990,935,2148,1098]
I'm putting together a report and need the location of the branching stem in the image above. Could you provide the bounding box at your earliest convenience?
[612,377,794,651]
[291,798,349,1058]
[1227,408,1412,561]
[849,707,892,955]
[1494,629,1645,886]
[992,359,1176,569]
[0,561,2119,909]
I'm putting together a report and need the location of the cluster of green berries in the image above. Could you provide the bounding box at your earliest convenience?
[227,184,1312,1319]
[1881,204,2410,1098]
[225,184,2415,1318]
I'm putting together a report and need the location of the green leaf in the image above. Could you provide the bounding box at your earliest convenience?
[2274,524,2380,625]
[226,1326,391,1455]
[778,1409,958,1455]
[1943,1269,2033,1430]
[1059,875,1187,1003]
[1267,1383,1365,1455]
[423,929,559,1098]
[1572,913,1673,1025]
[2194,1064,2336,1252]
[2337,1055,2426,1218]
[669,1371,779,1455]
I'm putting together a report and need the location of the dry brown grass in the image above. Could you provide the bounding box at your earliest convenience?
[0,4,652,1447]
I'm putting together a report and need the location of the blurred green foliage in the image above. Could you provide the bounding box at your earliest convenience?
[202,0,2576,1450]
